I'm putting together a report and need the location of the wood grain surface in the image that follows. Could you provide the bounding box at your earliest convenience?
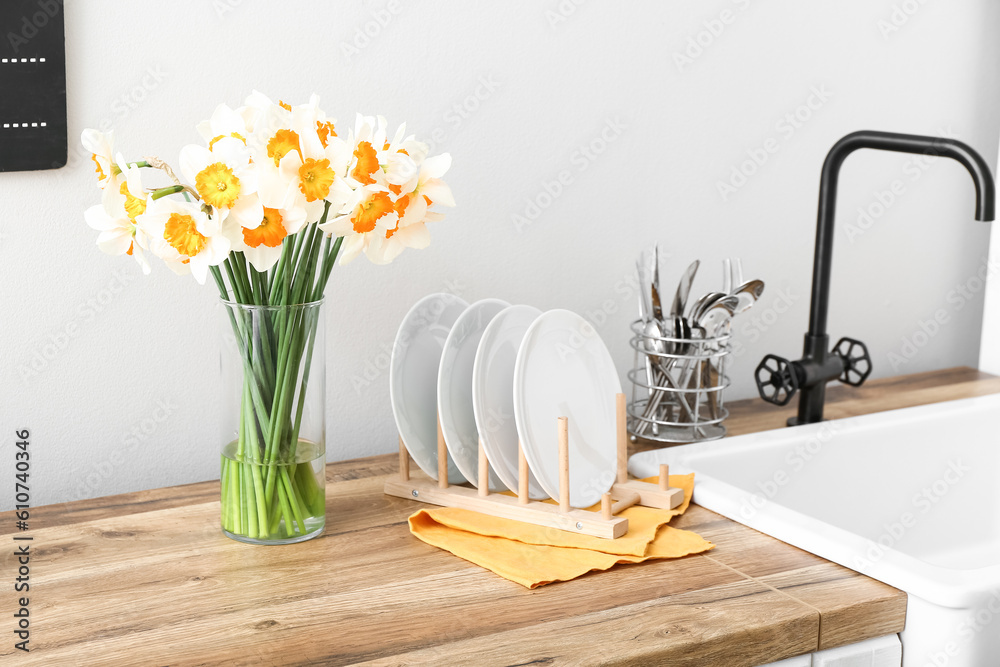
[3,367,990,666]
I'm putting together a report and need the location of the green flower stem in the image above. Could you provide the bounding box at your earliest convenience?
[281,468,308,534]
[150,185,185,200]
[228,459,242,535]
[262,223,324,486]
[243,461,257,537]
[288,308,320,462]
[314,236,344,301]
[262,307,308,502]
[243,394,270,534]
[214,214,331,540]
[275,481,296,538]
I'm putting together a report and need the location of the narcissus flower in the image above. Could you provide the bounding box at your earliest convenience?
[255,96,353,223]
[240,205,294,272]
[197,103,250,151]
[81,95,456,281]
[84,164,151,274]
[400,153,455,207]
[180,137,260,219]
[365,191,431,265]
[81,129,118,190]
[319,184,399,263]
[224,193,306,272]
[137,197,230,284]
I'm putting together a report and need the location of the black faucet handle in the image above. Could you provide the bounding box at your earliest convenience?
[755,354,800,406]
[833,337,872,387]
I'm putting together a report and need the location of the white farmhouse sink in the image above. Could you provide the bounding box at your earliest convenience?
[629,394,1000,667]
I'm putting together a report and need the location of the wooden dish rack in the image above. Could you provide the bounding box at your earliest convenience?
[384,393,684,539]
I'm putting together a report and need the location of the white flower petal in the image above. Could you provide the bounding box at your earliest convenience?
[395,222,431,249]
[244,243,283,272]
[280,205,308,235]
[228,194,264,230]
[85,204,116,231]
[132,245,152,275]
[179,144,213,184]
[420,179,455,207]
[421,153,452,180]
[95,229,132,255]
[318,214,355,237]
[339,233,366,264]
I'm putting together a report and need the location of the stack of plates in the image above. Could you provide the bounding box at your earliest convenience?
[389,294,622,509]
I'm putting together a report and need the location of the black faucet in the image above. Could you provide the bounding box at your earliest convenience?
[755,130,996,425]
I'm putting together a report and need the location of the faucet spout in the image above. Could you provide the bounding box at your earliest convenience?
[810,130,996,337]
[754,130,996,426]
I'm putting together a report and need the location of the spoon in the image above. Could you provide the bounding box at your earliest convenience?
[698,295,739,337]
[730,279,765,316]
[688,291,727,324]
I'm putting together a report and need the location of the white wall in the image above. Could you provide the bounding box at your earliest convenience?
[2,0,998,508]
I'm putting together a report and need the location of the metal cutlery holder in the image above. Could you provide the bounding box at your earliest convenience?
[627,319,731,444]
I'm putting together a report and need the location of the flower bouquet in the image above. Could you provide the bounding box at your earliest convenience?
[82,92,454,543]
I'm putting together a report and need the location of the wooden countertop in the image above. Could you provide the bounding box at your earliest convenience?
[5,367,999,666]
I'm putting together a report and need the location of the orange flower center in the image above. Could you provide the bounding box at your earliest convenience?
[352,191,394,234]
[119,181,146,221]
[91,154,106,181]
[351,141,379,185]
[386,194,411,239]
[243,208,287,248]
[209,132,247,151]
[316,121,337,148]
[298,158,335,202]
[195,162,241,209]
[279,100,292,112]
[164,213,207,257]
[266,129,301,166]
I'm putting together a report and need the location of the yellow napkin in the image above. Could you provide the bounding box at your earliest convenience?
[408,474,714,588]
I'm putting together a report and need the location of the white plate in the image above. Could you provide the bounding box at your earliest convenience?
[513,309,621,508]
[390,293,469,484]
[438,298,510,490]
[472,304,548,499]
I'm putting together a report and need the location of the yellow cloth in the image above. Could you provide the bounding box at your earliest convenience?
[408,474,714,588]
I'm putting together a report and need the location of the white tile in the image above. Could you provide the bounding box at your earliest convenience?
[758,655,811,667]
[812,634,901,666]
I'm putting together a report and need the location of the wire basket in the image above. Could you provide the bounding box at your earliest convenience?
[627,319,731,444]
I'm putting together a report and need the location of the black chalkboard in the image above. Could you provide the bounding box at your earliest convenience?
[0,0,66,172]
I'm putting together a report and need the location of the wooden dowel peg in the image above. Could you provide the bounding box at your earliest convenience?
[616,393,628,484]
[558,416,570,513]
[478,438,489,497]
[399,436,409,481]
[601,493,612,521]
[437,417,448,489]
[659,464,670,491]
[611,490,641,515]
[518,441,529,505]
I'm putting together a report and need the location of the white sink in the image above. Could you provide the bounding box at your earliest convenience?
[629,394,1000,667]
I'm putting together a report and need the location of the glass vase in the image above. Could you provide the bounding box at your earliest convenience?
[219,299,326,544]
